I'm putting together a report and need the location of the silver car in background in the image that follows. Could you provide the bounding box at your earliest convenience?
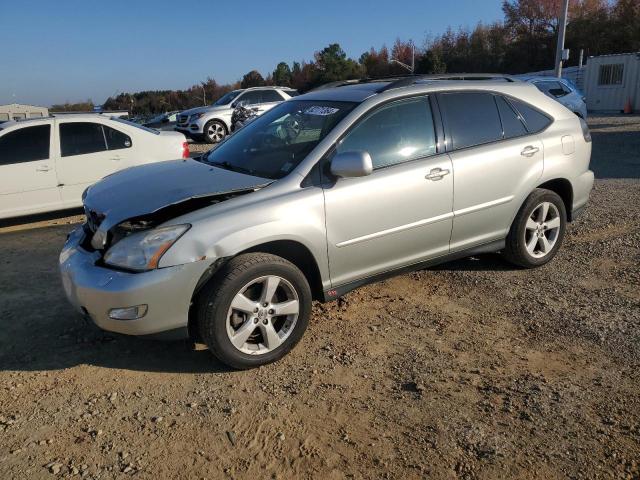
[175,86,299,143]
[60,75,594,369]
[520,76,588,119]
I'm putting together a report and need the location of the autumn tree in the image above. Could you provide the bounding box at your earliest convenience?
[240,70,266,88]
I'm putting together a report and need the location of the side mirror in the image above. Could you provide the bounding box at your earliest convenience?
[330,150,373,178]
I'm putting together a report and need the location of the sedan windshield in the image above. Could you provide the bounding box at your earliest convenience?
[204,100,356,179]
[213,90,242,106]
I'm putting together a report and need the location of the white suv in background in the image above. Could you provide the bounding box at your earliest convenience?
[175,86,299,143]
[520,76,588,119]
[0,115,188,220]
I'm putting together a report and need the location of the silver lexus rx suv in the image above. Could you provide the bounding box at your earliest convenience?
[60,75,594,369]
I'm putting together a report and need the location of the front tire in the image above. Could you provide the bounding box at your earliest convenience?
[203,120,227,144]
[196,253,312,369]
[503,189,567,268]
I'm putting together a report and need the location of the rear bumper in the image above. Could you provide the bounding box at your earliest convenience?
[59,227,211,337]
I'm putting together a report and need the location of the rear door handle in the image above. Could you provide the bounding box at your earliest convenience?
[425,168,450,181]
[109,156,121,161]
[521,146,540,157]
[35,165,51,172]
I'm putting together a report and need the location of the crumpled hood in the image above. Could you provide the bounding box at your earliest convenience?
[179,105,227,117]
[84,159,270,246]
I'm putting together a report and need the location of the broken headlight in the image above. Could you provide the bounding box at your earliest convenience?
[103,224,190,271]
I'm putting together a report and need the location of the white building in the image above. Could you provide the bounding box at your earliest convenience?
[0,103,49,122]
[583,53,640,112]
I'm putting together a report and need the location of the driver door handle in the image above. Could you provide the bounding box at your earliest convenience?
[521,145,540,157]
[36,165,51,172]
[425,168,450,181]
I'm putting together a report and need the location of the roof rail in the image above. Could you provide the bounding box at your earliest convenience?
[377,73,519,92]
[309,79,368,92]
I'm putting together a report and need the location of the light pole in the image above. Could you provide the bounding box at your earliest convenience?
[554,0,570,78]
[391,41,415,74]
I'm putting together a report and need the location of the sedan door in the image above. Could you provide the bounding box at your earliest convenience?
[0,122,62,219]
[55,120,133,208]
[323,96,454,287]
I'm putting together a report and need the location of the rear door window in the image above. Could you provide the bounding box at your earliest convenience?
[337,96,437,169]
[439,92,503,150]
[60,122,107,157]
[495,96,528,139]
[237,91,263,106]
[103,125,132,150]
[508,99,553,133]
[261,90,284,102]
[0,125,51,165]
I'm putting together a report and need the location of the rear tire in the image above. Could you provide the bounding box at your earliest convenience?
[503,188,567,268]
[196,253,312,369]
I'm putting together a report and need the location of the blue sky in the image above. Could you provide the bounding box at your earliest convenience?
[0,0,503,106]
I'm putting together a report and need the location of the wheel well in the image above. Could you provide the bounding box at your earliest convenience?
[187,240,324,343]
[537,178,574,220]
[242,240,324,301]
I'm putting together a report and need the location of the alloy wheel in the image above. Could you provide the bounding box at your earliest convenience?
[207,123,226,143]
[524,201,561,258]
[226,275,300,355]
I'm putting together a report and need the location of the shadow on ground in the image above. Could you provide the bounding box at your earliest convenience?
[0,224,231,375]
[588,116,640,179]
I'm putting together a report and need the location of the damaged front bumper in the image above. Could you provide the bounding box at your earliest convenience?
[59,226,212,338]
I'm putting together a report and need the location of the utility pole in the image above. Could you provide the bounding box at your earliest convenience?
[391,41,415,74]
[554,0,570,78]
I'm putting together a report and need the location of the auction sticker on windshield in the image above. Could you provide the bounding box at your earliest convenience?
[304,106,340,116]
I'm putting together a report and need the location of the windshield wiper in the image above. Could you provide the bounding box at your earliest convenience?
[210,161,255,176]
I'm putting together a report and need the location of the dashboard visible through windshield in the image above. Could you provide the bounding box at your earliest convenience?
[202,100,356,179]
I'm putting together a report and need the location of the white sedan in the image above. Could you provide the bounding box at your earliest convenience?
[0,115,188,219]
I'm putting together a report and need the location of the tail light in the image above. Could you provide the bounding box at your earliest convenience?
[181,141,189,159]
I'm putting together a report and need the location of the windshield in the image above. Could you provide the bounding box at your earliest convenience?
[203,100,356,179]
[214,90,243,106]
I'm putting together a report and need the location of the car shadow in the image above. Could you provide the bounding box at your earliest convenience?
[586,115,640,179]
[428,253,517,272]
[0,207,84,229]
[0,224,233,375]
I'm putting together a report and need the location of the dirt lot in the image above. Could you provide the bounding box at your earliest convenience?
[0,116,639,479]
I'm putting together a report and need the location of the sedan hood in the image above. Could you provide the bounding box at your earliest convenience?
[84,159,270,247]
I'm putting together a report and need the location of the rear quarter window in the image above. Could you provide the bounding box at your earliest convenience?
[508,98,553,133]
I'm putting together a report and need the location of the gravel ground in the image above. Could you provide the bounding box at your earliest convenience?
[0,115,638,479]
